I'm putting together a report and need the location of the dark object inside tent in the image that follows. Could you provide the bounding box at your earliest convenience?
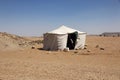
[67,31,78,49]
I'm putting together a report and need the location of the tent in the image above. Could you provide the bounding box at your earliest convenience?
[43,25,86,50]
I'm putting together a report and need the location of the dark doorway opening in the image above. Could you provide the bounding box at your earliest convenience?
[67,31,78,49]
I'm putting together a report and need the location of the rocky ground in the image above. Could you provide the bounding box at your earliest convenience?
[0,32,42,51]
[0,32,120,80]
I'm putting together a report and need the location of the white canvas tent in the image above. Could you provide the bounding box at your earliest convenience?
[43,25,86,50]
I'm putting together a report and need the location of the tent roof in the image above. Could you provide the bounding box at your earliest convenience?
[47,25,86,34]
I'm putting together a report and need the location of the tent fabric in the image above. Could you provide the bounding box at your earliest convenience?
[43,34,68,50]
[47,25,86,34]
[75,34,86,49]
[43,25,86,51]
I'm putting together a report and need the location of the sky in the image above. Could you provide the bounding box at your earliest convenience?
[0,0,120,36]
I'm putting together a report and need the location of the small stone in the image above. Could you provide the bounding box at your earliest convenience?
[96,45,99,48]
[31,46,35,49]
[64,48,69,52]
[87,50,91,52]
[85,44,88,46]
[84,46,87,49]
[100,48,104,50]
[74,51,78,53]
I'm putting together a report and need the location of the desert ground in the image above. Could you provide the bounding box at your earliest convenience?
[0,32,120,80]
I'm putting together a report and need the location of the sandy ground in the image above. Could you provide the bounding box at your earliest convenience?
[0,33,120,80]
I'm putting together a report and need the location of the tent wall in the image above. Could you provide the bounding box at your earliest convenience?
[75,34,86,49]
[57,34,68,50]
[43,34,58,50]
[43,34,67,50]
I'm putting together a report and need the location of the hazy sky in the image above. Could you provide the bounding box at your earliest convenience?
[0,0,120,36]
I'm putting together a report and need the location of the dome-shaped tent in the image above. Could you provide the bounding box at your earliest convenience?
[43,25,86,50]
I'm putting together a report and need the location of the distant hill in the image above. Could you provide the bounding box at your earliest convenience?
[100,32,120,37]
[0,32,42,51]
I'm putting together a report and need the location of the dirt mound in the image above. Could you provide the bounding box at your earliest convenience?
[0,32,42,51]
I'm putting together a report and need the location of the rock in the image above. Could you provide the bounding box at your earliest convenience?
[74,51,78,53]
[84,46,87,49]
[31,46,35,49]
[85,44,88,46]
[96,45,99,48]
[100,48,104,50]
[64,48,69,52]
[87,50,91,52]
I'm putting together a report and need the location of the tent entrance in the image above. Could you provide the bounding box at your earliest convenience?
[67,31,78,49]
